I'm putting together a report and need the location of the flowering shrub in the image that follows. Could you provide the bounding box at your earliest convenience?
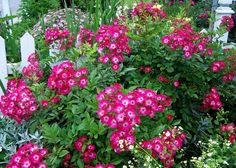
[1,1,236,168]
[6,142,48,168]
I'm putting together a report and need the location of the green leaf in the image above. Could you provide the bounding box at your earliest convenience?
[111,158,123,165]
[42,123,60,144]
[151,125,166,137]
[172,119,181,126]
[120,67,137,75]
[59,150,69,158]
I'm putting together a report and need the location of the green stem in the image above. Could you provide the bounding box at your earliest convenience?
[136,143,160,166]
[0,79,6,94]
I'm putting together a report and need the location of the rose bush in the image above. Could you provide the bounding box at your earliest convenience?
[0,1,236,168]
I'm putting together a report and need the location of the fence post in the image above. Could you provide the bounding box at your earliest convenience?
[1,0,11,17]
[0,37,8,96]
[213,0,235,42]
[20,32,35,71]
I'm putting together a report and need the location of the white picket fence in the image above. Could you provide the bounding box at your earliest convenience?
[0,32,35,96]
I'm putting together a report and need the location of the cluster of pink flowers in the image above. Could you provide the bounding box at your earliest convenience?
[222,71,235,82]
[47,61,88,95]
[161,20,209,59]
[220,16,235,32]
[201,87,222,110]
[77,27,94,46]
[132,2,167,20]
[85,163,115,168]
[141,127,186,168]
[96,22,130,71]
[22,53,43,82]
[139,66,152,73]
[73,136,96,165]
[97,83,171,152]
[6,142,48,168]
[0,78,38,124]
[110,129,136,153]
[220,123,236,144]
[210,60,225,72]
[45,27,76,50]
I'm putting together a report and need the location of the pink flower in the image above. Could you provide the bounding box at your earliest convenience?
[51,96,60,103]
[41,100,49,107]
[207,48,213,56]
[111,64,120,71]
[162,36,171,44]
[173,80,180,88]
[167,114,173,121]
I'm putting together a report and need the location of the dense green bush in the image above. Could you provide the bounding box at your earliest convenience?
[18,0,60,27]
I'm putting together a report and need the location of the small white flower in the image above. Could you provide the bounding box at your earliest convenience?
[146,156,151,162]
[204,164,210,168]
[122,166,127,168]
[119,140,124,144]
[0,146,2,152]
[128,145,134,150]
[207,152,213,157]
[223,161,229,165]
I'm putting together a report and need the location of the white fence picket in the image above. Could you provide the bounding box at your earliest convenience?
[0,36,8,96]
[20,32,35,70]
[0,32,36,97]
